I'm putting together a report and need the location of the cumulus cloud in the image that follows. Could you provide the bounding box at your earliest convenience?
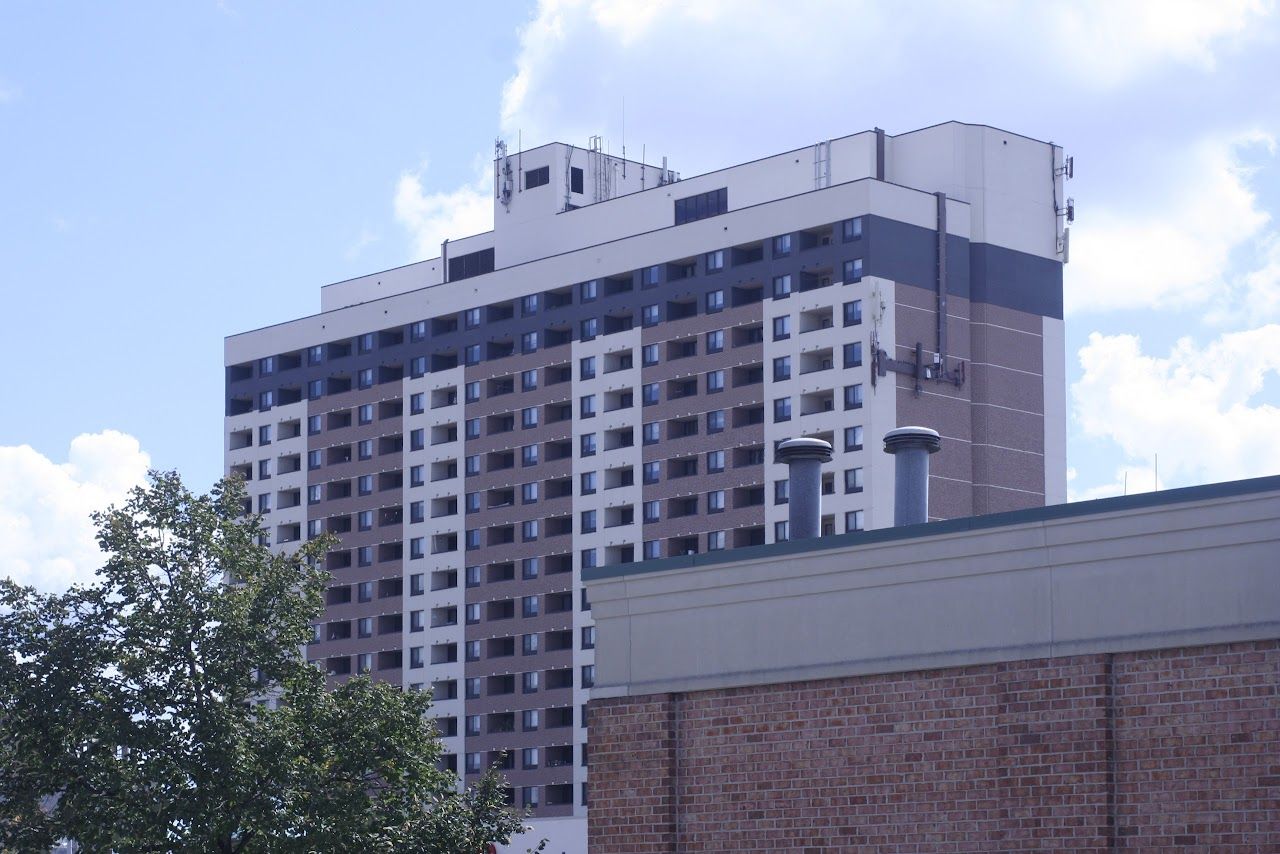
[0,431,150,592]
[1069,463,1164,502]
[1071,327,1280,490]
[500,0,1274,147]
[1067,131,1276,317]
[393,160,493,260]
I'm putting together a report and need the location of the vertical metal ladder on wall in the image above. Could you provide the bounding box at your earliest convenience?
[814,139,831,190]
[589,135,613,204]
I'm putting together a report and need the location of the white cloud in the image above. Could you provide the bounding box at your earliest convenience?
[344,227,379,261]
[1071,327,1280,490]
[1066,132,1276,317]
[500,0,1275,146]
[1069,463,1164,502]
[393,160,493,260]
[0,431,150,592]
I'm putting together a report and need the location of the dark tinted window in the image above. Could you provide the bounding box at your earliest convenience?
[570,167,583,194]
[448,248,494,282]
[525,166,550,189]
[674,187,728,225]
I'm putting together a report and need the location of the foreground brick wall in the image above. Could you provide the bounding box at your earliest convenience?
[588,640,1279,852]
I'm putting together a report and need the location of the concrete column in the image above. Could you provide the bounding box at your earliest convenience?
[776,438,833,540]
[883,427,942,526]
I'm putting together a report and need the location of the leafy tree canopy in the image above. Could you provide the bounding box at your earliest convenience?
[0,472,534,853]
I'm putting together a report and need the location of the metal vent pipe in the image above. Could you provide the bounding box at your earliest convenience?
[883,427,942,526]
[776,437,833,540]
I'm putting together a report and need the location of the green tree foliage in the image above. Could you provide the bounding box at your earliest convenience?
[0,472,535,853]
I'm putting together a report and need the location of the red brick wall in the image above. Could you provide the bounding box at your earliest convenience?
[588,640,1280,852]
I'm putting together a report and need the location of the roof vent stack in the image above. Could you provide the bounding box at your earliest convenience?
[883,426,942,526]
[776,438,834,541]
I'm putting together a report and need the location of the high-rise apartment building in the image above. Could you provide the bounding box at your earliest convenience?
[224,122,1068,847]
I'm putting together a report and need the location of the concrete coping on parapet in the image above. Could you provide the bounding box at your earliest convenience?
[581,473,1280,583]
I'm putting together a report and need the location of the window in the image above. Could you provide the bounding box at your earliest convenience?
[772,274,792,299]
[358,581,374,602]
[465,752,481,773]
[843,299,863,326]
[522,407,538,429]
[642,304,659,327]
[521,293,539,316]
[773,233,792,257]
[707,449,725,473]
[521,330,538,353]
[843,216,864,241]
[773,315,791,340]
[357,475,373,496]
[464,308,481,329]
[257,355,275,376]
[257,459,271,480]
[642,344,659,366]
[357,368,373,389]
[465,641,480,662]
[307,414,322,435]
[580,317,599,340]
[522,165,551,190]
[409,429,424,452]
[707,410,725,433]
[843,258,864,283]
[641,265,661,288]
[410,392,424,414]
[706,249,725,271]
[307,484,322,505]
[464,344,481,366]
[581,510,597,534]
[582,665,596,688]
[410,501,425,523]
[844,424,864,452]
[706,290,725,313]
[643,500,660,523]
[643,462,660,484]
[466,715,482,736]
[845,510,865,532]
[774,479,789,505]
[674,187,728,225]
[706,370,724,393]
[409,647,424,668]
[465,381,481,403]
[522,444,539,467]
[844,467,864,493]
[307,345,324,365]
[844,341,863,368]
[307,450,322,470]
[580,471,597,495]
[522,634,539,656]
[257,424,272,446]
[642,383,659,406]
[582,626,596,649]
[523,708,540,730]
[643,422,660,445]
[581,548,598,569]
[357,546,372,567]
[774,520,789,542]
[465,455,480,476]
[466,566,482,587]
[580,433,596,457]
[465,530,480,551]
[773,356,791,381]
[409,356,426,377]
[523,672,540,695]
[708,490,725,513]
[357,333,374,354]
[707,530,726,551]
[844,384,864,410]
[257,492,271,513]
[580,280,598,302]
[357,510,373,531]
[410,465,424,486]
[522,596,539,617]
[643,540,661,559]
[522,557,539,579]
[358,404,374,425]
[410,610,424,632]
[465,604,480,625]
[570,166,584,194]
[774,397,792,422]
[522,519,538,541]
[706,329,724,353]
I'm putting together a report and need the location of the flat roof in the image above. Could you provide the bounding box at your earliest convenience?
[582,474,1280,583]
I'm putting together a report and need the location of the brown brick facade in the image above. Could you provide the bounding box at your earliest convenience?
[588,640,1280,851]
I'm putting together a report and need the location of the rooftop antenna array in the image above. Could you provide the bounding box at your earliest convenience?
[495,139,513,211]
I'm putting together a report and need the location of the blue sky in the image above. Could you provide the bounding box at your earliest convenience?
[3,0,1279,589]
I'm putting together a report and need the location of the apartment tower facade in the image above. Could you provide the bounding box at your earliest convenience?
[223,122,1069,848]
